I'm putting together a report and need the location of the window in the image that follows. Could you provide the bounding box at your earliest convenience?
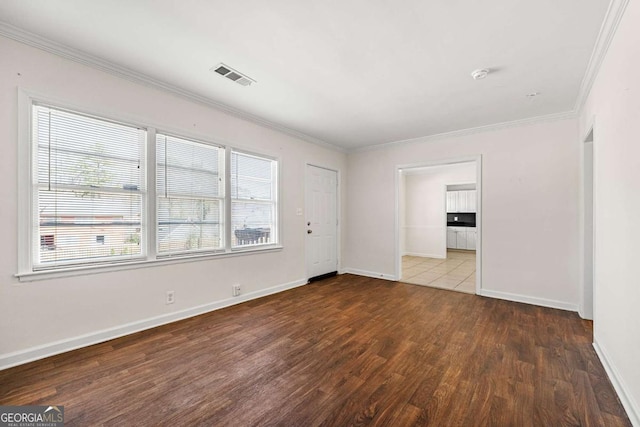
[21,98,280,277]
[231,151,277,248]
[156,134,224,255]
[32,105,146,269]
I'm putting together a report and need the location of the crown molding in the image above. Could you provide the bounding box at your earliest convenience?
[574,0,630,113]
[350,110,577,153]
[2,0,626,156]
[0,21,345,153]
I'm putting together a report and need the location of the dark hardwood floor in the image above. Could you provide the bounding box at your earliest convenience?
[0,274,630,426]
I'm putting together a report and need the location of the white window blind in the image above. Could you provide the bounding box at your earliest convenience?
[22,99,282,277]
[156,134,224,254]
[33,105,146,268]
[231,151,277,248]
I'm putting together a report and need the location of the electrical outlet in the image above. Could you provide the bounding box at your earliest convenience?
[166,291,175,305]
[232,285,241,297]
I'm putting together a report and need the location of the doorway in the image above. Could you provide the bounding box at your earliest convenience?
[396,157,482,294]
[305,165,338,281]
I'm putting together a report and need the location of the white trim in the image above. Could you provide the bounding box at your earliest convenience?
[17,89,33,274]
[16,245,284,282]
[398,155,483,171]
[343,268,397,281]
[352,111,576,153]
[146,128,158,259]
[478,289,578,312]
[403,252,446,259]
[475,157,483,295]
[395,167,402,279]
[578,120,596,320]
[0,22,343,153]
[0,278,308,371]
[574,0,631,113]
[229,149,280,249]
[593,342,639,426]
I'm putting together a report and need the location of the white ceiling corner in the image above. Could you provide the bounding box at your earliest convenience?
[573,0,630,112]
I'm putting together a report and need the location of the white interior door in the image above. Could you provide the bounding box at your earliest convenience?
[305,165,338,279]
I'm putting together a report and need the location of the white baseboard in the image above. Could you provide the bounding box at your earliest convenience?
[478,289,578,312]
[593,341,640,426]
[403,252,446,259]
[342,268,397,281]
[0,278,308,371]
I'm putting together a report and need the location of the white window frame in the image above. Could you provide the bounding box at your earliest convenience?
[229,148,279,250]
[30,103,148,270]
[16,90,282,282]
[155,132,226,257]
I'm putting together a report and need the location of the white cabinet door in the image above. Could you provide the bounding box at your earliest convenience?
[447,190,477,213]
[446,192,457,213]
[456,228,468,249]
[447,227,457,248]
[466,228,477,250]
[458,191,468,213]
[467,190,477,213]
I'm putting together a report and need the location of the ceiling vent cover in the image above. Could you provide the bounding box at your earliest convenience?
[211,63,256,86]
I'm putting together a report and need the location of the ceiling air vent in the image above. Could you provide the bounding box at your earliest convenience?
[211,63,255,87]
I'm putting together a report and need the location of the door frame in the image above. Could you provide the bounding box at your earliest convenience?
[395,155,483,294]
[305,163,341,281]
[579,121,596,320]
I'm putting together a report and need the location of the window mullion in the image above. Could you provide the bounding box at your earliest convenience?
[147,128,157,260]
[224,146,232,252]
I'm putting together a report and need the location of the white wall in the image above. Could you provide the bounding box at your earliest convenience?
[579,1,640,423]
[0,37,347,367]
[345,118,580,309]
[402,163,476,258]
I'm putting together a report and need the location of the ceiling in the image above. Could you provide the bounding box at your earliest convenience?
[0,0,611,150]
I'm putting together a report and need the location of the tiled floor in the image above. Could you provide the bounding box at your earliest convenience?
[401,250,476,294]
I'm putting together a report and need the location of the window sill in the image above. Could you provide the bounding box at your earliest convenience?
[15,245,284,283]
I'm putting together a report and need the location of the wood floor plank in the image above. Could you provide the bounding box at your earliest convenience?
[0,274,631,426]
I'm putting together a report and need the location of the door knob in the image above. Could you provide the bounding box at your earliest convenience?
[307,230,313,234]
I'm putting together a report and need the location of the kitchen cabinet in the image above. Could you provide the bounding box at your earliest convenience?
[457,191,468,212]
[446,191,458,213]
[466,191,477,212]
[456,228,468,249]
[446,226,477,250]
[466,228,477,250]
[446,190,477,213]
[447,228,457,249]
